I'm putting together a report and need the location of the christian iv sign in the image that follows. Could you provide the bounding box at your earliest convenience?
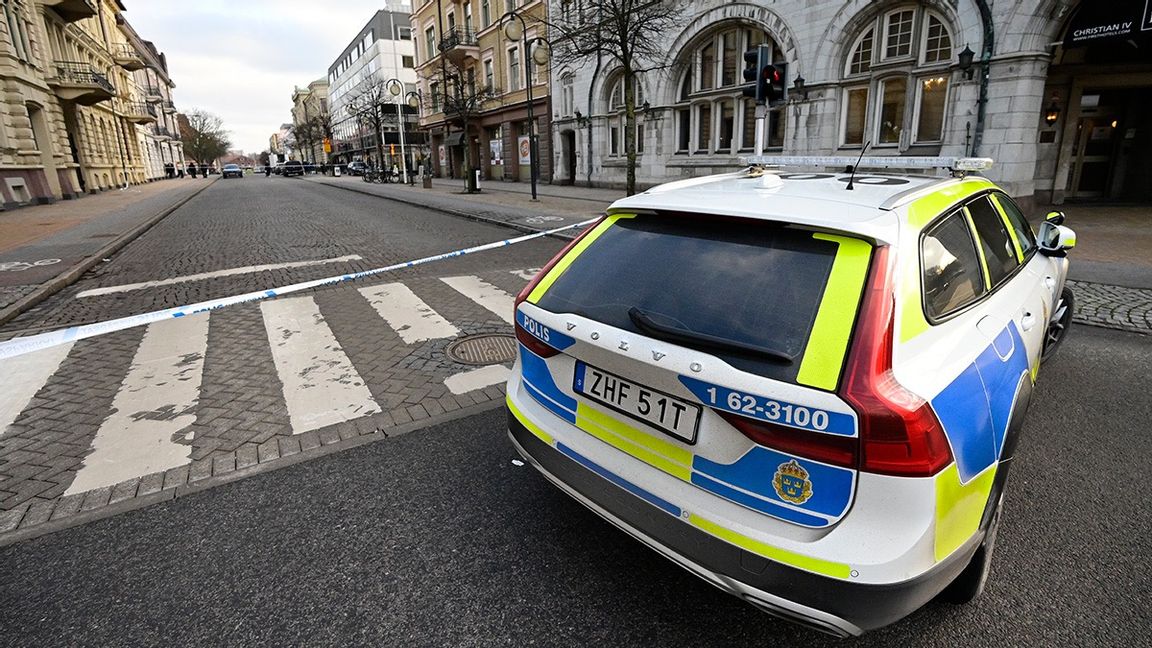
[1063,0,1152,47]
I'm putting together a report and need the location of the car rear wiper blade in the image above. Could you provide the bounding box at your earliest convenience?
[628,307,793,365]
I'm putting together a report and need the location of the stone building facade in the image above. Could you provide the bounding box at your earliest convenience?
[551,0,1146,207]
[413,0,552,183]
[291,78,329,164]
[0,0,181,209]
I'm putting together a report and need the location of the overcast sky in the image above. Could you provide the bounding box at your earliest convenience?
[126,1,387,155]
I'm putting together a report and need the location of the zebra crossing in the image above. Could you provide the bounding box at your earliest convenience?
[0,268,539,508]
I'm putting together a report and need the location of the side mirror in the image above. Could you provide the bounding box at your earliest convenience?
[1038,222,1076,257]
[1045,210,1066,226]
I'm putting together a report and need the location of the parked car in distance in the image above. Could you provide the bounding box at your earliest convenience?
[281,160,305,177]
[506,156,1076,636]
[222,163,243,179]
[347,161,368,176]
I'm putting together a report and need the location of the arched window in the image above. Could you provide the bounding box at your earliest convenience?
[559,72,574,117]
[604,74,645,157]
[841,7,953,148]
[672,25,784,156]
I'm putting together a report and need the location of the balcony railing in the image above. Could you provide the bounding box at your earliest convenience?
[49,61,115,105]
[121,101,157,123]
[114,43,146,71]
[144,85,164,101]
[161,100,177,114]
[438,27,478,51]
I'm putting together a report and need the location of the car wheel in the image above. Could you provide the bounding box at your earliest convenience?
[1041,287,1074,363]
[940,492,1003,605]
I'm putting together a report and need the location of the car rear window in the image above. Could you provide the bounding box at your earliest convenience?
[533,215,845,384]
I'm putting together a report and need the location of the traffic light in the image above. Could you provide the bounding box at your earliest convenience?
[741,45,770,104]
[767,61,788,107]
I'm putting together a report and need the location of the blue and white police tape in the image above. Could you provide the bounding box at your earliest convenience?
[0,217,600,361]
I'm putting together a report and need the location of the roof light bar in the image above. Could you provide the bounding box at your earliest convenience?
[743,156,994,172]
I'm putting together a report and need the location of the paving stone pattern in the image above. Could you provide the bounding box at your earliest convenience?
[0,327,144,513]
[0,266,539,542]
[1068,280,1152,335]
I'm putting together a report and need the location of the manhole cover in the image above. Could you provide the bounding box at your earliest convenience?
[446,333,517,365]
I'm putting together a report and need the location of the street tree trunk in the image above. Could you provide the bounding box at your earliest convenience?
[623,68,637,197]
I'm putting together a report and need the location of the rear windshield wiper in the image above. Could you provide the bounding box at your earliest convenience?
[628,307,793,365]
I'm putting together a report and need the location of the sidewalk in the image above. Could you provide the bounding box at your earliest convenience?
[0,179,215,317]
[309,174,1151,335]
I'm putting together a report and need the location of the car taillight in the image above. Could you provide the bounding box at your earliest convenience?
[514,322,558,358]
[512,218,604,359]
[718,412,857,468]
[840,246,953,477]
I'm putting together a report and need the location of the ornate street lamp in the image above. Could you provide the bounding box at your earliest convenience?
[387,78,411,183]
[502,10,550,201]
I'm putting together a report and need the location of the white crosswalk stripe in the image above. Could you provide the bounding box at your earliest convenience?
[0,342,73,438]
[441,275,516,325]
[359,282,459,344]
[261,295,381,434]
[4,269,538,503]
[67,314,209,495]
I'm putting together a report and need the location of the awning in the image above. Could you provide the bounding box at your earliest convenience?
[1063,1,1152,48]
[444,132,465,146]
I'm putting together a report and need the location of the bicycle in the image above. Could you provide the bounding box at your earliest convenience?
[363,168,382,183]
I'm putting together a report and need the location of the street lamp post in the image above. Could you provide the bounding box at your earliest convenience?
[387,79,410,184]
[501,11,549,201]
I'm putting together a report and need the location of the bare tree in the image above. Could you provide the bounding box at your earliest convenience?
[436,72,499,192]
[180,109,231,165]
[345,79,397,170]
[291,113,331,164]
[547,0,688,195]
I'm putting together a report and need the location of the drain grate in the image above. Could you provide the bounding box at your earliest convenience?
[446,333,517,365]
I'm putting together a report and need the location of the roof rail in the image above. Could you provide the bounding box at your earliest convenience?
[743,156,993,174]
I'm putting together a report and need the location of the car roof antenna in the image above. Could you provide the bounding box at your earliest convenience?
[845,141,872,191]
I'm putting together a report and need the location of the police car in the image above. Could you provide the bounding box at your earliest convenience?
[504,157,1076,635]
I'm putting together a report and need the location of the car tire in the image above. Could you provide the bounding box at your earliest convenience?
[1041,287,1074,363]
[940,492,1003,605]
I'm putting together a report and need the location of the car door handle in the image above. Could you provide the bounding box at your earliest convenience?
[1021,312,1037,331]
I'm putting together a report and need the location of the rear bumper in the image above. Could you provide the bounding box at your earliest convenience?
[508,410,977,635]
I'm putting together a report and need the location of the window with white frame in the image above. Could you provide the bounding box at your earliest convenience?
[481,0,490,28]
[560,73,574,116]
[673,25,783,155]
[508,46,520,91]
[604,74,644,157]
[484,58,494,91]
[425,27,436,63]
[841,6,953,147]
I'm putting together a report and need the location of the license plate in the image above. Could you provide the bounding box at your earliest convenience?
[573,362,700,444]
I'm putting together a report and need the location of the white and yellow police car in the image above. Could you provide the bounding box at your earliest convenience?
[505,157,1076,636]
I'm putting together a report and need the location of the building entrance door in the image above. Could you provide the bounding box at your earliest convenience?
[1067,88,1152,201]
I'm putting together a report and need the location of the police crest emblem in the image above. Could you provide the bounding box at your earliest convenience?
[772,459,813,504]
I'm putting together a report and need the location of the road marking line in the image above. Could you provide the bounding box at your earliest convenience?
[510,268,541,281]
[75,255,364,298]
[445,365,511,395]
[262,295,380,434]
[0,342,73,437]
[359,283,459,344]
[66,314,209,495]
[0,218,599,361]
[441,276,515,325]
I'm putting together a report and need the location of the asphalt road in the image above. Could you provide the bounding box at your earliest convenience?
[2,324,1147,647]
[1,175,565,335]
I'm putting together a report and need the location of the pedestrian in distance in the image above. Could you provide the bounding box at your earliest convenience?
[189,162,198,178]
[177,164,184,179]
[164,162,174,179]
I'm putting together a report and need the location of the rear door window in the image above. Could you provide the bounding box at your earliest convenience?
[966,195,1020,287]
[992,193,1037,259]
[922,211,987,319]
[532,216,850,384]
